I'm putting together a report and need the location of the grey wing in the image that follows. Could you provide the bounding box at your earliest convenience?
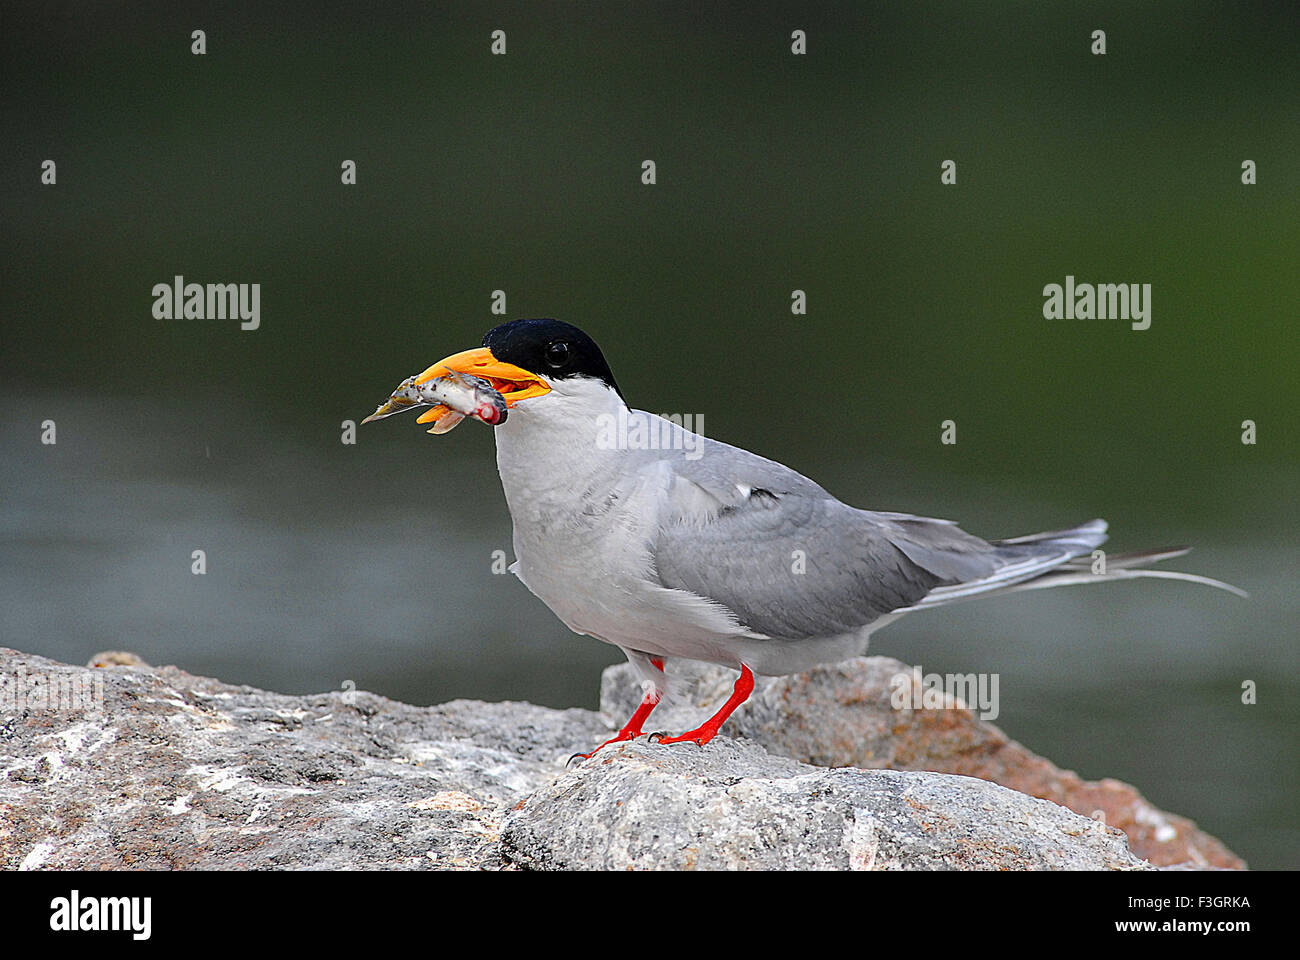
[648,439,1011,640]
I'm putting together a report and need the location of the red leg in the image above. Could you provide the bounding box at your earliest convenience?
[573,656,666,760]
[653,664,755,746]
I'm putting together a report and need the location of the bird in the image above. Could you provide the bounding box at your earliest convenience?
[389,317,1244,758]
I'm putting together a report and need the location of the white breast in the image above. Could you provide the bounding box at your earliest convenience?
[492,381,750,663]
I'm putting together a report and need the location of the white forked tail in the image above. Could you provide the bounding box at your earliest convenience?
[901,519,1247,612]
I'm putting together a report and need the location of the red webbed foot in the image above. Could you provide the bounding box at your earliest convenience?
[569,656,667,763]
[649,664,754,748]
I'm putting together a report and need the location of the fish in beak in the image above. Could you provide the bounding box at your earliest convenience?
[361,347,551,435]
[361,368,519,434]
[410,347,550,429]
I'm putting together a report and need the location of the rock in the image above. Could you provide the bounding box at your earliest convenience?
[599,657,1245,869]
[501,739,1150,870]
[87,651,150,668]
[0,647,1240,870]
[0,647,604,870]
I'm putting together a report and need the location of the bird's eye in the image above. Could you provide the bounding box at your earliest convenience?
[544,341,571,368]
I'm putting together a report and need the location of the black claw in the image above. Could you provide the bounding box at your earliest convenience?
[566,752,590,767]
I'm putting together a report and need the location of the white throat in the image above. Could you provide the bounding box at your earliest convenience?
[493,376,630,515]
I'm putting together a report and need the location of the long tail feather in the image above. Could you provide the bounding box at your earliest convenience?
[900,520,1246,610]
[1007,566,1248,598]
[1058,546,1191,570]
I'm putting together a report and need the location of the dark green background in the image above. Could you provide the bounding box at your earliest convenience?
[2,2,1296,867]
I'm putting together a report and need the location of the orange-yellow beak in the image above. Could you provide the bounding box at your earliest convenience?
[412,347,550,426]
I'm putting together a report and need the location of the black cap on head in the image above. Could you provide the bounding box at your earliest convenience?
[483,319,622,397]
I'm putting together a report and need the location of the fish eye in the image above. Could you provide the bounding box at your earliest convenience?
[544,340,571,369]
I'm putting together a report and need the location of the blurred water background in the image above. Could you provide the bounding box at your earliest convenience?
[2,2,1296,866]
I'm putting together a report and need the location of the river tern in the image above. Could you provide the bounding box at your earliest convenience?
[380,318,1244,756]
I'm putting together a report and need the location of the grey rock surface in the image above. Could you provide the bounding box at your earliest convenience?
[600,658,1245,869]
[0,647,604,870]
[503,739,1149,870]
[0,647,1179,870]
